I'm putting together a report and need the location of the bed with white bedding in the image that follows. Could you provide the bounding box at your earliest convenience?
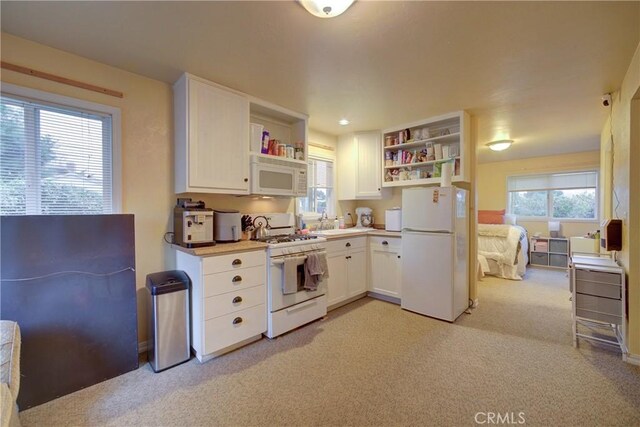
[477,224,528,280]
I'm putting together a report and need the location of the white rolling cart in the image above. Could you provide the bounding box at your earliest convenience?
[570,254,626,355]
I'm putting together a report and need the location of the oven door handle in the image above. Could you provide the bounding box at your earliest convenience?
[271,251,327,266]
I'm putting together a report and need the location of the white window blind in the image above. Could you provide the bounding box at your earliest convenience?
[1,93,113,215]
[507,171,597,192]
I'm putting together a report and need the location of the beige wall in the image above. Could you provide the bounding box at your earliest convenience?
[477,151,601,238]
[600,42,640,357]
[0,33,297,345]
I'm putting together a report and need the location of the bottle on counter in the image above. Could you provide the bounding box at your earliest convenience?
[338,216,345,229]
[334,218,339,229]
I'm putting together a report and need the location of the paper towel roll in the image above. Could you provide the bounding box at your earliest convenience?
[440,162,452,187]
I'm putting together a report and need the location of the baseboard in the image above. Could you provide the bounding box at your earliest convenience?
[471,298,479,308]
[138,340,148,354]
[327,293,368,312]
[367,291,400,305]
[624,353,640,366]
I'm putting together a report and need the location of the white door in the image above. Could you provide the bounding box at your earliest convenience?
[326,253,347,306]
[347,249,367,296]
[188,79,249,193]
[355,132,381,198]
[402,187,455,232]
[401,231,454,321]
[370,247,401,298]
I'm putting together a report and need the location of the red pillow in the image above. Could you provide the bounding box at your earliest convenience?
[478,209,505,224]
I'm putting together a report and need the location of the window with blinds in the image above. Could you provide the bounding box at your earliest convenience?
[1,93,114,215]
[297,157,334,216]
[507,171,598,220]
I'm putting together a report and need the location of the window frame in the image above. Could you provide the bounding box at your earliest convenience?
[1,83,122,214]
[297,151,336,219]
[506,170,599,222]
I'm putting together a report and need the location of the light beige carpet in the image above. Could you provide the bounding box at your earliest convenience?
[20,268,640,426]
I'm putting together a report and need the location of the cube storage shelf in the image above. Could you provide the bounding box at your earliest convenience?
[530,236,569,269]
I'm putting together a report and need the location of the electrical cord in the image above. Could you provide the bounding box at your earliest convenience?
[1,267,135,282]
[608,100,621,218]
[164,232,175,244]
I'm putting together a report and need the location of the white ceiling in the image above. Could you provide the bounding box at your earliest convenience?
[1,1,638,163]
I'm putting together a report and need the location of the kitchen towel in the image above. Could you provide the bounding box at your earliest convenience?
[282,256,300,295]
[304,252,329,291]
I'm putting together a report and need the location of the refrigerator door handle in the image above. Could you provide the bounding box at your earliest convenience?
[402,228,452,234]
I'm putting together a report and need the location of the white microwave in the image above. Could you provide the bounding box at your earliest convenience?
[250,154,307,197]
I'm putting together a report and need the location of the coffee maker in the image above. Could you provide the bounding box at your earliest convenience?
[173,198,214,248]
[355,207,374,228]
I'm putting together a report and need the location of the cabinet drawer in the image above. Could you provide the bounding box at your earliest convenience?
[326,236,367,253]
[369,236,401,250]
[203,304,266,355]
[576,293,621,317]
[576,269,621,285]
[530,252,548,266]
[575,280,621,299]
[203,250,265,275]
[203,265,265,297]
[203,284,265,320]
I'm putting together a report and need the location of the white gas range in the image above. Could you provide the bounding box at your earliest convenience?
[244,213,328,338]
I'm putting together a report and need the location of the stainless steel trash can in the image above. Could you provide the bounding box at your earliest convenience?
[146,270,191,372]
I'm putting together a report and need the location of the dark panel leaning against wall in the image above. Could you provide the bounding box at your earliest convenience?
[0,215,138,409]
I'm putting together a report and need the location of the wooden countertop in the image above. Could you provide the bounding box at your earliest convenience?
[172,240,268,256]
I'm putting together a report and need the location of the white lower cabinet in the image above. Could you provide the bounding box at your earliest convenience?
[325,236,368,309]
[176,249,267,362]
[369,238,402,299]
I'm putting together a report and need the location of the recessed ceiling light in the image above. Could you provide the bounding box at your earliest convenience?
[487,140,513,151]
[338,119,350,126]
[299,0,355,18]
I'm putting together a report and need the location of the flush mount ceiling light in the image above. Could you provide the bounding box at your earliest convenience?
[338,118,350,126]
[487,140,513,151]
[299,0,355,18]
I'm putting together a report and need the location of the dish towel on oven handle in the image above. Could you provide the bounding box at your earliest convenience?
[282,256,300,295]
[304,252,329,291]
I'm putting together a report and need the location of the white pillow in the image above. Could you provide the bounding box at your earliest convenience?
[504,214,517,225]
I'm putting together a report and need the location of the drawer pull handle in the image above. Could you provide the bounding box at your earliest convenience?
[232,259,242,266]
[232,317,243,325]
[346,242,351,247]
[382,241,388,245]
[232,275,242,283]
[232,296,243,304]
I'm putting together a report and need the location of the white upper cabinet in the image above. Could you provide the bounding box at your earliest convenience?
[337,131,387,200]
[175,73,250,194]
[381,111,471,187]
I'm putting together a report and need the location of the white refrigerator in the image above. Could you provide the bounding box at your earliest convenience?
[401,186,469,322]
